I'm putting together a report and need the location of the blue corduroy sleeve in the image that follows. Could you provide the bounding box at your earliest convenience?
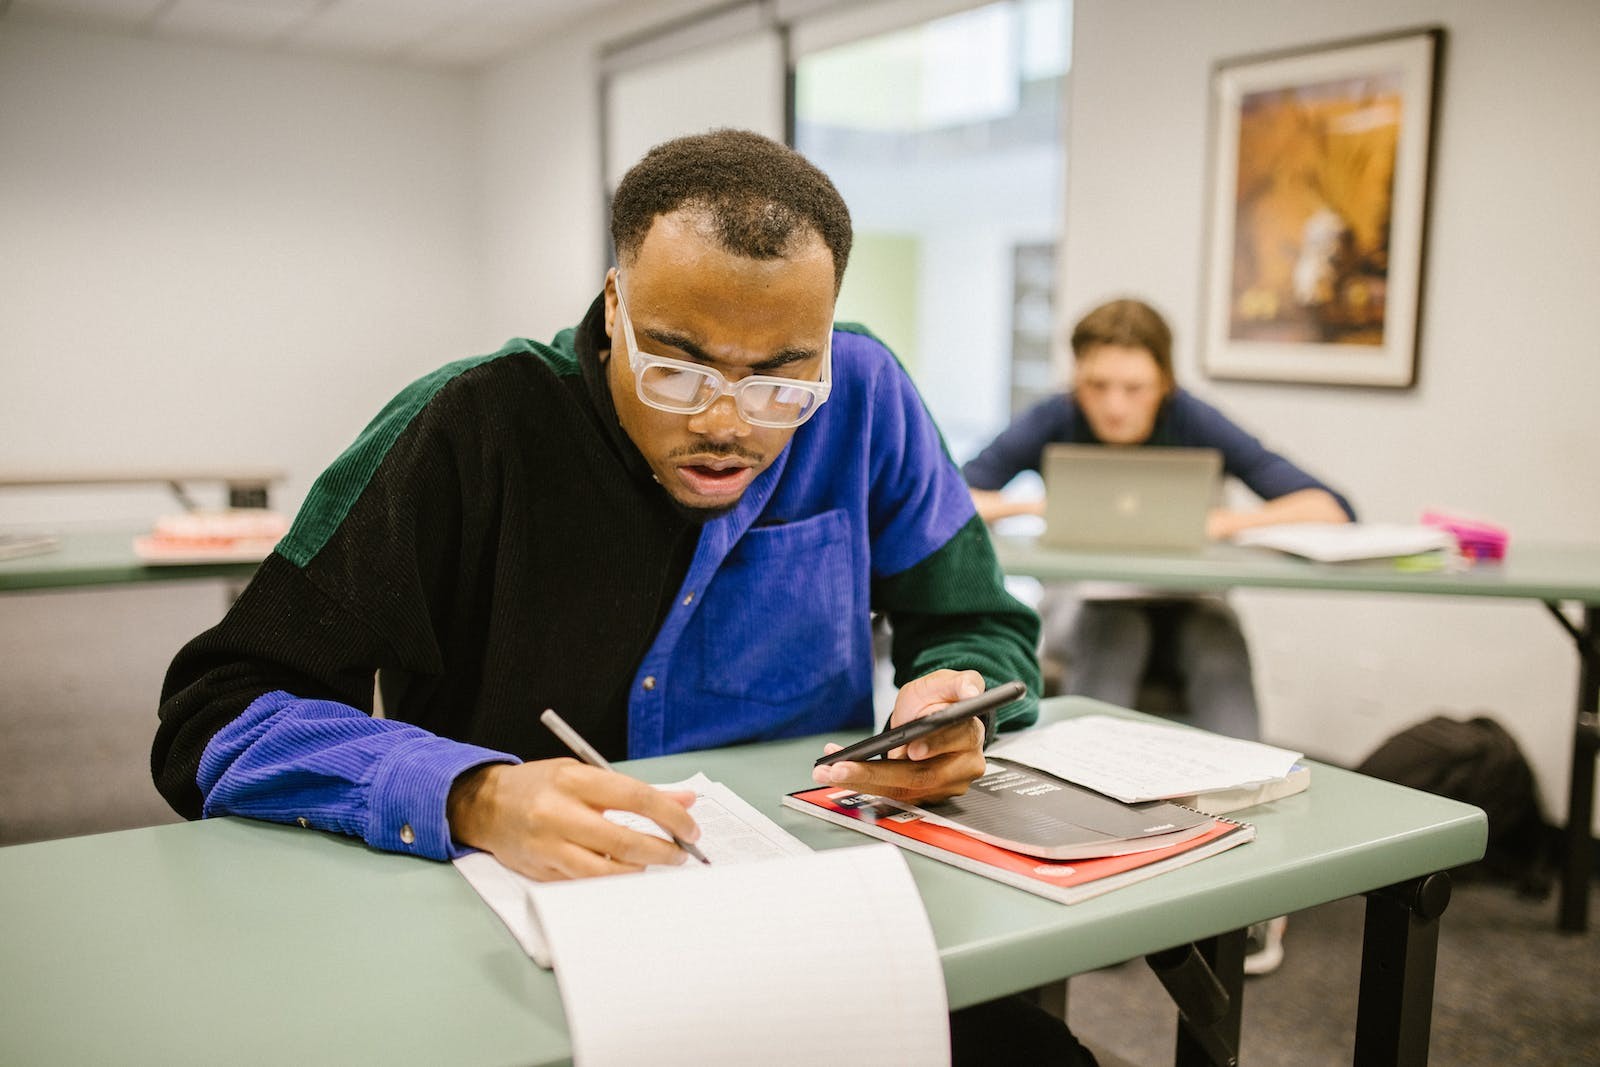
[197,691,519,860]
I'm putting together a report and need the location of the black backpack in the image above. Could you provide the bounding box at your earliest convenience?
[1355,714,1553,895]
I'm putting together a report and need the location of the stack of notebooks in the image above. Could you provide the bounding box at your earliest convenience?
[785,715,1307,905]
[132,508,290,564]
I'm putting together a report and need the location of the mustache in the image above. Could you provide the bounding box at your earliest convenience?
[667,443,763,463]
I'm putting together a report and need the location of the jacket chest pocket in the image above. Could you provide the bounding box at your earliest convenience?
[696,509,855,705]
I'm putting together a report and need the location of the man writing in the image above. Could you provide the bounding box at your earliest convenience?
[153,131,1038,899]
[154,130,1100,1061]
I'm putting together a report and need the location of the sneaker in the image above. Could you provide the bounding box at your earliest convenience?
[1243,915,1288,976]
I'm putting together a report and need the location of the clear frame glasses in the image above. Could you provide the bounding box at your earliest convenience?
[614,276,832,429]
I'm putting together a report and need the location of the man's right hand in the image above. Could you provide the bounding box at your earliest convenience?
[446,759,701,881]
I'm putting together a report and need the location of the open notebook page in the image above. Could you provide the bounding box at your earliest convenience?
[535,842,949,1067]
[452,773,813,966]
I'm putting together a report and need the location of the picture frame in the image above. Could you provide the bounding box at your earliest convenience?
[1200,27,1444,387]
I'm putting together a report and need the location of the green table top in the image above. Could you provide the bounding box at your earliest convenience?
[0,526,262,591]
[0,698,1485,1066]
[993,534,1600,603]
[15,527,1597,604]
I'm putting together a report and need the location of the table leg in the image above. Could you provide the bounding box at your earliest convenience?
[1561,606,1598,932]
[1354,872,1451,1067]
[1545,601,1598,933]
[1160,929,1243,1067]
[1024,977,1069,1021]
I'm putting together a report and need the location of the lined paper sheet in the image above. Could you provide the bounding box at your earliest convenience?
[454,774,812,966]
[535,842,949,1067]
[988,715,1302,803]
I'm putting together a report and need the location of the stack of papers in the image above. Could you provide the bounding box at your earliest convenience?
[454,774,951,1067]
[133,508,289,564]
[1232,522,1455,563]
[987,715,1304,804]
[454,774,813,965]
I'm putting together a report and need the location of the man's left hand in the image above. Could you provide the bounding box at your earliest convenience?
[811,668,989,803]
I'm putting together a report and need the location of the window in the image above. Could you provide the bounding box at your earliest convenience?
[793,0,1071,460]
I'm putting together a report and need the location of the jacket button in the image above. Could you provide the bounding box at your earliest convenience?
[399,824,416,845]
[296,817,309,829]
[642,676,657,691]
[681,592,695,605]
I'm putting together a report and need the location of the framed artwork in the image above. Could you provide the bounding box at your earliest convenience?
[1201,28,1444,387]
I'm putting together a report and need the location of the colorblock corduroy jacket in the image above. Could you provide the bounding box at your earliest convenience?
[153,296,1040,860]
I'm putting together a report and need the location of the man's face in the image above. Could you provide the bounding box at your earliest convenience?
[1072,343,1167,445]
[604,210,837,516]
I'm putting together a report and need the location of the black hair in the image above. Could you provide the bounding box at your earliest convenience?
[610,129,852,292]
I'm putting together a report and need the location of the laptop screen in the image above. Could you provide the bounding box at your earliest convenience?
[1040,445,1221,550]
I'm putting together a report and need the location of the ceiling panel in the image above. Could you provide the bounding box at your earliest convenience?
[158,0,322,46]
[7,0,622,68]
[290,0,465,58]
[10,0,167,28]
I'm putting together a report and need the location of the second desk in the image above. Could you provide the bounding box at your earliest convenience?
[993,533,1600,932]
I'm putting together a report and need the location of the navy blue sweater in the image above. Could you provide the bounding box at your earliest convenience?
[962,389,1354,519]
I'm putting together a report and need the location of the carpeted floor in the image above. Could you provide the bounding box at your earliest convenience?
[0,583,209,846]
[1069,879,1600,1066]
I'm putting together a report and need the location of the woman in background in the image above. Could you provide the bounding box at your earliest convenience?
[963,297,1354,974]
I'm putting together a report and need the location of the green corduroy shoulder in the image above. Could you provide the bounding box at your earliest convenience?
[278,337,572,567]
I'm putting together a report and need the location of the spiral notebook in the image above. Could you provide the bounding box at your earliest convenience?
[784,785,1252,906]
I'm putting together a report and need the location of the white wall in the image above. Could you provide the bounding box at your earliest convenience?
[0,19,487,521]
[1063,0,1600,823]
[477,17,609,345]
[0,18,492,842]
[477,0,725,345]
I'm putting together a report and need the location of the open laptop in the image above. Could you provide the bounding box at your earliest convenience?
[1040,444,1221,550]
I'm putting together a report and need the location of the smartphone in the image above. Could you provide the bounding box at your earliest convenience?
[813,680,1027,767]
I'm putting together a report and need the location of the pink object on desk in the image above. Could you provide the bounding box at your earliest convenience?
[1421,509,1508,561]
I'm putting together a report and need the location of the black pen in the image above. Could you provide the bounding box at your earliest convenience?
[539,708,711,865]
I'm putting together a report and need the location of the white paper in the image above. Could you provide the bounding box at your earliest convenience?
[453,773,814,967]
[1233,522,1454,562]
[987,714,1303,803]
[603,773,814,866]
[1074,581,1209,601]
[536,842,949,1067]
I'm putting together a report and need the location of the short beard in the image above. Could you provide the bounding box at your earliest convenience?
[663,492,741,524]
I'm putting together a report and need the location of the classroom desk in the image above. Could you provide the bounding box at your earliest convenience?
[0,698,1484,1066]
[0,468,285,510]
[993,533,1600,934]
[0,526,261,592]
